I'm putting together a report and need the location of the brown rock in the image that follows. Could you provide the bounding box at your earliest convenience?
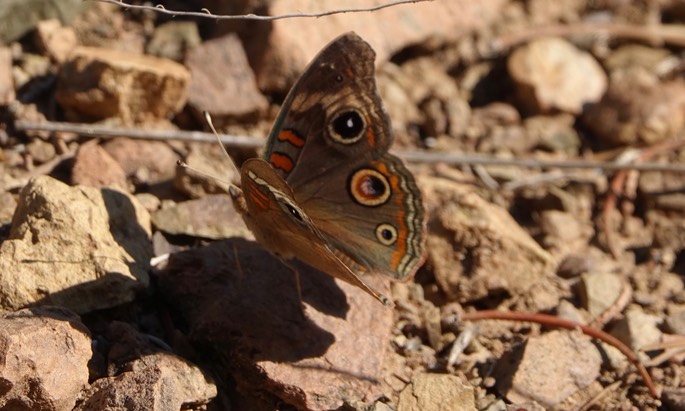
[146,20,201,62]
[539,210,593,256]
[495,330,601,408]
[663,388,685,410]
[666,305,685,335]
[578,271,624,318]
[56,46,190,125]
[151,194,253,240]
[0,46,14,105]
[185,34,267,125]
[72,139,129,190]
[582,73,685,146]
[244,0,508,92]
[102,138,179,185]
[25,138,57,164]
[157,239,394,410]
[610,305,663,352]
[524,114,581,154]
[508,37,607,115]
[0,307,91,411]
[420,175,557,309]
[35,19,78,63]
[397,373,476,411]
[0,176,152,313]
[77,353,216,411]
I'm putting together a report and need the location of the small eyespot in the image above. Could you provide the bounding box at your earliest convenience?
[328,109,365,144]
[376,223,398,246]
[335,74,343,82]
[285,204,304,222]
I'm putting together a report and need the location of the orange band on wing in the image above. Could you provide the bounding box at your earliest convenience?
[270,152,294,173]
[278,130,305,148]
[365,126,375,148]
[246,180,268,209]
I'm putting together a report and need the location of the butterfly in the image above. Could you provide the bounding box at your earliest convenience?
[227,32,426,307]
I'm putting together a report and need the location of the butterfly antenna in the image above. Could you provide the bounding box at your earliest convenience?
[204,111,241,178]
[176,159,232,187]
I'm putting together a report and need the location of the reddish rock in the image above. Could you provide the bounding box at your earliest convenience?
[157,239,394,410]
[243,0,508,92]
[56,46,190,125]
[185,34,267,125]
[0,307,91,411]
[72,139,129,190]
[102,137,179,185]
[77,323,216,411]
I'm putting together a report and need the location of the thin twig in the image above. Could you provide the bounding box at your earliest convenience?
[579,380,623,411]
[496,22,685,50]
[15,120,685,173]
[15,120,263,149]
[97,0,433,20]
[461,310,660,399]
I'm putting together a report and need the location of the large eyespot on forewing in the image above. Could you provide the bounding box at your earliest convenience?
[328,108,366,145]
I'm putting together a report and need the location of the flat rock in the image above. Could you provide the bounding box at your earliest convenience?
[71,139,129,191]
[157,239,394,410]
[610,305,663,352]
[420,175,557,310]
[508,37,607,115]
[185,34,267,125]
[151,194,252,240]
[578,271,624,318]
[102,138,179,185]
[0,47,14,105]
[243,0,508,92]
[494,330,601,408]
[56,46,190,125]
[35,19,78,63]
[582,73,685,146]
[77,323,216,411]
[0,175,152,313]
[0,306,92,411]
[397,373,476,411]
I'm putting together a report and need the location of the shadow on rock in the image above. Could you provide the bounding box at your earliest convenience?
[156,238,346,363]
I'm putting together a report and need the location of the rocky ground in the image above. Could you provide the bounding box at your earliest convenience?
[2,0,685,410]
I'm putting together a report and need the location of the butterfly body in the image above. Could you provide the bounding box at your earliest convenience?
[229,32,426,306]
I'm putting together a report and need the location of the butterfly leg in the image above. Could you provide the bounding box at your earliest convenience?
[279,259,307,317]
